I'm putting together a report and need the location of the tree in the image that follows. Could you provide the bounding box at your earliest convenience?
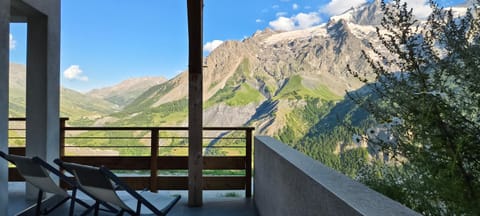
[347,0,480,215]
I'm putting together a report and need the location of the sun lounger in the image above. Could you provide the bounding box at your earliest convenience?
[54,159,181,216]
[0,151,90,216]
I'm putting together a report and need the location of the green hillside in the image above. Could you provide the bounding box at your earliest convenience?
[122,81,176,113]
[274,75,342,101]
[206,83,264,107]
[276,98,335,144]
[9,87,119,124]
[60,88,119,123]
[9,88,26,117]
[112,99,188,126]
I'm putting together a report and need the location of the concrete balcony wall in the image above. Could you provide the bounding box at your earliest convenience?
[254,136,420,216]
[0,2,10,215]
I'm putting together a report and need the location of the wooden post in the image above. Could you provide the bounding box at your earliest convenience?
[187,0,204,207]
[150,129,159,192]
[246,129,253,198]
[59,118,67,158]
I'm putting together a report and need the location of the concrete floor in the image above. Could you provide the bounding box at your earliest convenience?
[8,182,258,216]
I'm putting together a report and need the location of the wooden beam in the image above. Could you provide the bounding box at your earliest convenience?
[61,156,246,170]
[187,0,204,207]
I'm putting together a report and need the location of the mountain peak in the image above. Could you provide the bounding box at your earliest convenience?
[330,0,383,26]
[249,28,277,41]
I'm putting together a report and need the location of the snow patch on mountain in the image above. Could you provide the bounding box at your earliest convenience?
[263,24,327,45]
[349,23,377,39]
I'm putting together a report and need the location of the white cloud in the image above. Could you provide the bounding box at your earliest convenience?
[295,13,321,29]
[269,12,321,31]
[402,0,432,19]
[272,5,280,9]
[63,65,88,81]
[203,40,224,52]
[256,19,264,23]
[9,33,16,50]
[292,3,299,10]
[276,11,288,17]
[270,17,296,31]
[321,0,367,16]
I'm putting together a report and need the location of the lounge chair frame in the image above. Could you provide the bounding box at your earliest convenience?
[55,159,181,216]
[0,151,90,216]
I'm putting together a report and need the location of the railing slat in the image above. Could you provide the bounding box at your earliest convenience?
[9,147,25,156]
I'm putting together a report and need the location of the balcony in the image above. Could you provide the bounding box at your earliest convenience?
[6,118,419,215]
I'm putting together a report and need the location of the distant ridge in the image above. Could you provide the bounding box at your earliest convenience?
[8,63,119,121]
[87,76,167,107]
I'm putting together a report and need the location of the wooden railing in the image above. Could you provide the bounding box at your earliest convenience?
[7,118,254,197]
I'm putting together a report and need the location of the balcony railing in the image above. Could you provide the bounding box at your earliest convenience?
[7,118,253,197]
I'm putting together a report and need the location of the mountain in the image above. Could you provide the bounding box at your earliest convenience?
[330,0,383,25]
[13,0,462,153]
[60,88,120,124]
[87,76,167,108]
[9,0,389,143]
[109,0,384,140]
[8,63,119,124]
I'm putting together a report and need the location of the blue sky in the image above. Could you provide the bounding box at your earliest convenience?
[8,0,466,92]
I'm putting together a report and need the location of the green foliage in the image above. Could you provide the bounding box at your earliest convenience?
[298,123,370,178]
[9,88,26,116]
[8,130,25,146]
[66,130,150,156]
[60,88,118,120]
[206,83,264,107]
[122,81,176,113]
[226,84,264,106]
[348,1,480,214]
[277,98,333,144]
[274,75,341,101]
[67,117,96,126]
[115,99,188,126]
[356,161,455,215]
[9,87,117,121]
[340,148,369,177]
